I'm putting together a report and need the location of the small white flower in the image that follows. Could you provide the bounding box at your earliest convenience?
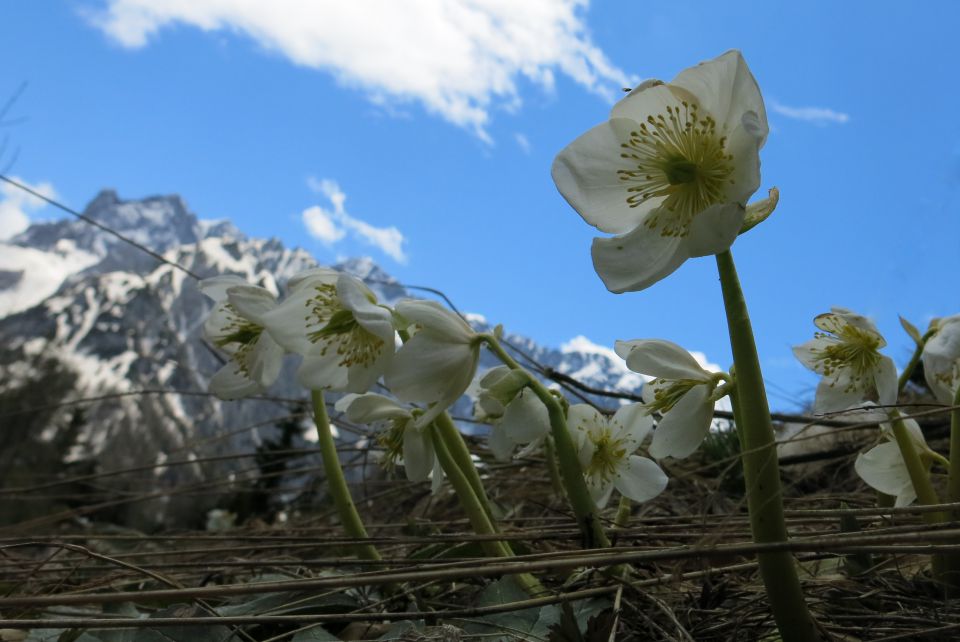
[200,276,284,400]
[263,268,395,393]
[385,300,482,427]
[921,314,960,404]
[793,307,897,413]
[615,339,725,459]
[855,417,932,506]
[568,403,668,508]
[487,388,550,462]
[335,393,438,483]
[552,50,768,293]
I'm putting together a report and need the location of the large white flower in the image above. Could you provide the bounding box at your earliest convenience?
[487,388,551,461]
[615,339,725,459]
[385,300,482,427]
[855,417,933,507]
[567,403,668,508]
[200,275,284,400]
[552,50,769,293]
[335,392,440,484]
[263,268,395,393]
[921,314,960,404]
[793,307,897,414]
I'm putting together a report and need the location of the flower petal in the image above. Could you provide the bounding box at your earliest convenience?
[286,267,340,292]
[614,455,669,503]
[337,393,411,423]
[296,352,350,391]
[209,363,261,400]
[488,423,515,462]
[874,356,898,407]
[261,285,319,355]
[615,339,711,381]
[248,333,284,389]
[854,442,914,502]
[591,222,686,293]
[199,275,250,302]
[670,50,767,145]
[227,285,277,325]
[395,299,475,342]
[685,202,745,257]
[611,402,654,451]
[813,376,864,415]
[403,426,435,483]
[649,384,713,459]
[500,389,550,444]
[587,476,615,509]
[551,118,655,235]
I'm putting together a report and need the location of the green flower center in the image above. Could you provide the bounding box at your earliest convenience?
[645,378,702,414]
[813,325,882,391]
[378,418,408,471]
[585,428,628,483]
[306,283,385,369]
[214,304,264,377]
[617,101,735,237]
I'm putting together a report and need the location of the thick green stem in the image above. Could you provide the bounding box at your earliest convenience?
[898,341,925,394]
[715,250,820,642]
[544,437,563,495]
[482,335,610,549]
[428,425,544,595]
[949,386,960,510]
[435,411,496,523]
[614,496,631,530]
[889,413,943,515]
[310,390,381,562]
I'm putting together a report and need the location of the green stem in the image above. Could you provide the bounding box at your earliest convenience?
[897,333,930,393]
[614,496,631,530]
[435,411,496,524]
[948,385,960,510]
[428,424,544,595]
[889,413,943,515]
[715,250,820,642]
[310,390,381,562]
[544,437,563,495]
[482,334,610,549]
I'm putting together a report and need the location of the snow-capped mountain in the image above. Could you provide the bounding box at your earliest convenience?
[0,190,644,530]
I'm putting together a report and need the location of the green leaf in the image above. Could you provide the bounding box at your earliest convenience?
[463,579,561,641]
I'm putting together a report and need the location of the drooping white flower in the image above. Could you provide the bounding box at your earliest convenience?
[200,275,284,400]
[855,417,933,506]
[552,50,769,293]
[486,388,551,462]
[793,307,897,414]
[921,314,960,404]
[615,339,725,459]
[263,268,395,393]
[567,403,668,508]
[385,299,482,427]
[335,393,438,483]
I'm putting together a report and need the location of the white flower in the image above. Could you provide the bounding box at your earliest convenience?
[487,388,550,462]
[263,268,395,393]
[855,417,932,506]
[615,339,725,459]
[335,393,439,484]
[793,307,897,413]
[552,50,768,293]
[200,275,284,400]
[568,403,668,508]
[921,314,960,404]
[385,300,482,427]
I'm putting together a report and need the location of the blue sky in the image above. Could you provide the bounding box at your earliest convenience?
[3,1,959,411]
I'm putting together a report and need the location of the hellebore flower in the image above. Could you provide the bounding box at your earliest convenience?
[615,339,726,459]
[263,268,395,393]
[921,314,960,404]
[793,307,897,414]
[552,50,769,293]
[486,388,551,462]
[335,393,439,483]
[567,403,668,508]
[385,299,482,427]
[200,275,284,400]
[855,417,934,506]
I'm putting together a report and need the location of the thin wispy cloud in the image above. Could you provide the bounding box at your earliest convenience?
[302,178,407,264]
[769,99,850,125]
[84,1,632,142]
[514,133,532,154]
[0,177,55,240]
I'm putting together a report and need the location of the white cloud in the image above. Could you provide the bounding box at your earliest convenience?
[302,177,407,263]
[0,177,56,240]
[769,100,850,125]
[85,0,632,141]
[514,132,531,154]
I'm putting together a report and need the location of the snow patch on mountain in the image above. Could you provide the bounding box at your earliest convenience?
[0,239,99,315]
